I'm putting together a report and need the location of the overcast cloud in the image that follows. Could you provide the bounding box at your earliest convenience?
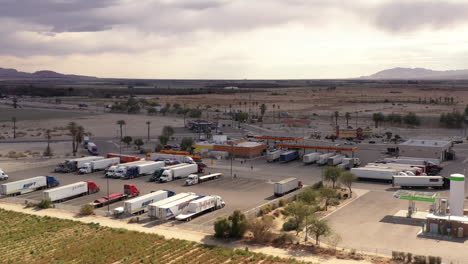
[1,0,468,78]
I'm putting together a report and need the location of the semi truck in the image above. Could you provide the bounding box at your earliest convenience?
[176,195,225,221]
[327,154,345,166]
[79,157,120,174]
[274,178,303,197]
[337,158,361,169]
[365,163,422,175]
[378,159,442,175]
[89,184,140,208]
[267,150,282,162]
[317,153,335,166]
[159,164,198,182]
[108,160,152,178]
[185,173,222,186]
[55,156,104,173]
[392,175,449,189]
[148,192,195,218]
[87,142,99,155]
[280,151,299,163]
[303,152,320,164]
[149,194,200,220]
[1,176,60,196]
[43,181,100,202]
[124,161,165,179]
[147,153,195,164]
[107,153,141,163]
[114,189,175,215]
[149,163,189,182]
[0,168,8,180]
[350,167,398,181]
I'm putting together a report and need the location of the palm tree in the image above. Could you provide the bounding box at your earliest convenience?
[117,120,126,154]
[11,117,17,139]
[344,112,351,127]
[146,121,151,142]
[334,111,339,127]
[67,122,79,156]
[372,113,385,128]
[260,104,267,121]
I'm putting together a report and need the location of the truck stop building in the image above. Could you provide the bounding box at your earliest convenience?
[398,139,453,161]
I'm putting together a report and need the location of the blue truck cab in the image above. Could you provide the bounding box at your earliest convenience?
[46,176,60,188]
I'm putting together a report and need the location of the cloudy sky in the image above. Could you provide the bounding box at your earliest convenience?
[1,0,468,79]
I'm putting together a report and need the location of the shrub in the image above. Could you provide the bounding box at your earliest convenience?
[79,204,95,216]
[273,232,295,245]
[214,217,231,238]
[278,199,285,207]
[259,204,271,216]
[282,219,298,232]
[248,215,274,243]
[311,181,323,190]
[37,198,52,209]
[329,198,340,206]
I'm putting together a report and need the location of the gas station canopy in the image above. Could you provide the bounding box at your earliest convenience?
[393,190,440,203]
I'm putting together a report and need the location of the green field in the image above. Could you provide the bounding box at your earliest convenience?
[0,209,310,264]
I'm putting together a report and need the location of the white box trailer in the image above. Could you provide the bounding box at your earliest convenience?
[303,153,320,164]
[1,176,60,196]
[274,177,303,196]
[392,175,448,189]
[148,192,195,218]
[160,164,198,182]
[350,167,397,181]
[365,163,422,174]
[327,154,344,166]
[383,157,441,166]
[176,195,225,221]
[79,157,120,174]
[120,190,175,215]
[267,150,282,162]
[43,181,99,202]
[317,153,335,165]
[55,156,105,172]
[337,158,361,169]
[148,153,195,164]
[151,194,200,220]
[114,161,154,178]
[124,161,165,179]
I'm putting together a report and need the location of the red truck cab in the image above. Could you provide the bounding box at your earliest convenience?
[124,184,140,196]
[85,181,100,194]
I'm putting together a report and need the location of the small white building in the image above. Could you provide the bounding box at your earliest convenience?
[398,139,452,161]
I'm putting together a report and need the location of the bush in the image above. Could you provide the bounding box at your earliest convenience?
[273,232,295,245]
[214,217,231,238]
[278,199,285,207]
[248,215,274,243]
[329,198,340,206]
[259,204,271,216]
[79,204,95,216]
[37,198,52,209]
[311,181,323,190]
[282,219,298,232]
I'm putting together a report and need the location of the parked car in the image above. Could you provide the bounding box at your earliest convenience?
[368,141,376,144]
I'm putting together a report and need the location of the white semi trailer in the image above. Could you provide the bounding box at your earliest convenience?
[114,189,175,215]
[55,156,104,173]
[274,178,303,196]
[392,175,448,189]
[43,181,100,202]
[303,153,320,164]
[113,161,154,178]
[176,195,225,221]
[123,161,165,179]
[327,154,345,166]
[0,176,60,196]
[159,164,198,182]
[350,167,398,181]
[79,157,120,174]
[149,194,200,220]
[147,192,195,218]
[148,153,195,164]
[266,150,282,162]
[185,173,222,186]
[317,153,335,165]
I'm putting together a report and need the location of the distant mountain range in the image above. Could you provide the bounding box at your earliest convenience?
[0,67,97,80]
[362,67,468,80]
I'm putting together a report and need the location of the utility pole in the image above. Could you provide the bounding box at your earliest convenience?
[230,142,234,178]
[146,121,151,142]
[107,173,110,213]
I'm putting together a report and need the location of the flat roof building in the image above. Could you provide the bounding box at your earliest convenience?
[399,139,453,161]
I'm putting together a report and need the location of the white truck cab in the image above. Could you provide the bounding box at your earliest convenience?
[0,169,8,180]
[185,174,199,185]
[114,166,128,178]
[106,165,119,178]
[79,163,92,174]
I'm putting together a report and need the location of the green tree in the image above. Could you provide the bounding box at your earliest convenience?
[234,112,249,123]
[307,217,331,246]
[372,112,385,128]
[158,135,169,145]
[334,111,339,127]
[322,167,344,188]
[162,126,175,138]
[126,97,140,113]
[339,172,357,197]
[386,113,402,124]
[134,138,144,150]
[403,112,420,126]
[122,136,133,146]
[319,186,337,211]
[228,210,248,239]
[344,112,351,127]
[284,201,311,235]
[180,137,194,152]
[298,188,318,205]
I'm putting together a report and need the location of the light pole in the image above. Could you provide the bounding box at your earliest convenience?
[107,173,110,213]
[230,142,234,178]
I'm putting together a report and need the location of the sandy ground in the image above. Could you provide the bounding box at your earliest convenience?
[0,201,372,264]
